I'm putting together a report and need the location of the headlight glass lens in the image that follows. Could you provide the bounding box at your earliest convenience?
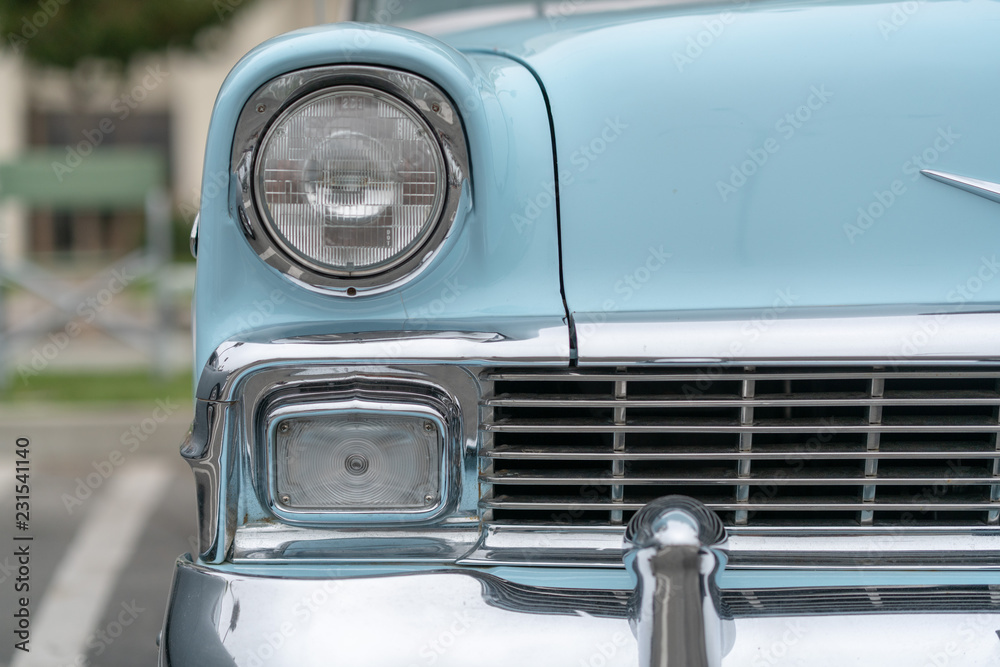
[273,410,442,512]
[257,87,446,277]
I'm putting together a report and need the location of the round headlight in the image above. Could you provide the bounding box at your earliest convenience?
[255,86,447,277]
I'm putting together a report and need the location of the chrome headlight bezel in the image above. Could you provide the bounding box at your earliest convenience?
[232,65,469,296]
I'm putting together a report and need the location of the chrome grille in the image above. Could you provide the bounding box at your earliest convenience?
[482,579,1000,618]
[721,585,1000,616]
[479,367,1000,528]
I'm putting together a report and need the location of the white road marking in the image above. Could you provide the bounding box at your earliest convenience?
[12,459,173,667]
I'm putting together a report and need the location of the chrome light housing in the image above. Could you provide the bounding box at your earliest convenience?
[232,66,469,295]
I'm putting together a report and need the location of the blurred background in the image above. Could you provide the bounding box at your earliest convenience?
[0,2,346,666]
[0,0,350,399]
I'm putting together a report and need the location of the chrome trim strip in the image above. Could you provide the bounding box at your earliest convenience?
[489,370,1000,380]
[485,421,1000,434]
[572,311,1000,365]
[486,395,1000,408]
[189,212,199,258]
[462,524,1000,570]
[180,399,235,562]
[232,522,481,563]
[482,499,998,511]
[921,169,1000,205]
[161,556,1000,667]
[459,524,628,567]
[482,473,998,486]
[482,447,1000,461]
[196,318,570,403]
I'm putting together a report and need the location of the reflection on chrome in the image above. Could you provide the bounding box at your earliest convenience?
[624,496,731,667]
[161,554,1000,667]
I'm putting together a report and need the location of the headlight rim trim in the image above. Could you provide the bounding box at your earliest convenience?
[232,64,470,297]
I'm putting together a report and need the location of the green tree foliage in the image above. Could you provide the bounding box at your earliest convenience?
[3,0,249,68]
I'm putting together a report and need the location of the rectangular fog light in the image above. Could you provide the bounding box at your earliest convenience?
[269,400,445,520]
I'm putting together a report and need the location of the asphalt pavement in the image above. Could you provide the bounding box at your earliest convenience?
[0,404,195,667]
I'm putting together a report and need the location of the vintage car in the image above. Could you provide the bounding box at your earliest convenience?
[160,0,1000,664]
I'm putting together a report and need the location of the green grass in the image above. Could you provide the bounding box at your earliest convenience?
[2,370,193,404]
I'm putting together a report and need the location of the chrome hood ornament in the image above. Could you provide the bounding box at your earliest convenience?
[624,496,733,667]
[921,169,1000,204]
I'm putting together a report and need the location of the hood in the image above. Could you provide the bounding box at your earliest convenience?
[444,0,1000,320]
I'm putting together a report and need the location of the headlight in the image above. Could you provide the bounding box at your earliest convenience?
[233,66,469,295]
[257,87,447,277]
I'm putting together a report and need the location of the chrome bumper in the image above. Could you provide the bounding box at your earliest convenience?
[160,555,1000,667]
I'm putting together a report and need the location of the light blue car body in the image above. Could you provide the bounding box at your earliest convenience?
[196,0,1000,376]
[194,25,567,374]
[174,2,1000,661]
[445,0,1000,318]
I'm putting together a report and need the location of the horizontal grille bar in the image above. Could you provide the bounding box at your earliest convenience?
[483,443,998,460]
[482,469,997,485]
[479,365,1000,530]
[486,392,1000,408]
[721,586,1000,616]
[485,371,1000,382]
[486,418,1000,433]
[482,581,1000,618]
[482,498,998,512]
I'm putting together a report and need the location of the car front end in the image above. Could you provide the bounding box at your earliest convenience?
[161,2,1000,664]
